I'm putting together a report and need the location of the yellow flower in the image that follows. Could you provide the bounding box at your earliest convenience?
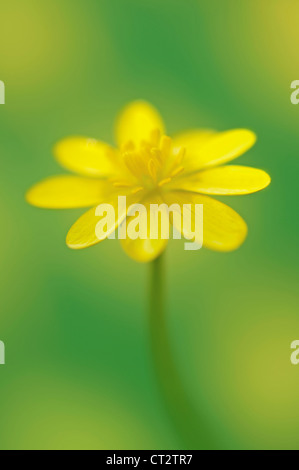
[26,101,271,262]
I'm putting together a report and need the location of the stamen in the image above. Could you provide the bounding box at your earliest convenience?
[158,177,172,187]
[123,153,140,179]
[131,186,144,195]
[166,147,186,177]
[170,166,185,178]
[121,136,185,189]
[150,148,163,165]
[148,159,157,181]
[160,136,172,160]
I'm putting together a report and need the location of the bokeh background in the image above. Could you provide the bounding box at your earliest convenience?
[0,0,299,450]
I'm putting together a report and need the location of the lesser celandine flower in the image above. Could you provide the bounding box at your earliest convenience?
[26,101,270,261]
[26,101,270,447]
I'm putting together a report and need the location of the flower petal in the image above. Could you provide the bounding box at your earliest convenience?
[54,137,118,177]
[66,192,143,250]
[172,165,271,195]
[174,129,256,173]
[120,196,168,263]
[172,129,216,173]
[121,236,168,263]
[116,101,165,147]
[26,176,113,209]
[163,191,248,252]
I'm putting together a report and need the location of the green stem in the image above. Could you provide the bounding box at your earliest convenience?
[149,253,215,450]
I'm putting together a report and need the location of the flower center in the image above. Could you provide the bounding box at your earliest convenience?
[114,130,185,192]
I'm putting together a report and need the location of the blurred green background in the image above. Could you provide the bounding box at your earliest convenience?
[1,0,299,450]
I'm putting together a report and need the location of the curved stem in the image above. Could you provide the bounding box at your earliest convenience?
[149,253,215,450]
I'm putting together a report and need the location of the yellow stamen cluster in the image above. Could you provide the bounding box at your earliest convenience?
[112,130,185,193]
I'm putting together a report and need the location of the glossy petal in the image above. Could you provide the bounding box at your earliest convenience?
[172,165,271,195]
[54,137,118,177]
[121,236,168,263]
[174,129,256,174]
[163,191,248,252]
[66,192,143,250]
[116,101,165,147]
[120,196,168,262]
[172,129,216,173]
[26,175,113,209]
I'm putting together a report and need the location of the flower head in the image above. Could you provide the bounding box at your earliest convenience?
[26,101,271,262]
